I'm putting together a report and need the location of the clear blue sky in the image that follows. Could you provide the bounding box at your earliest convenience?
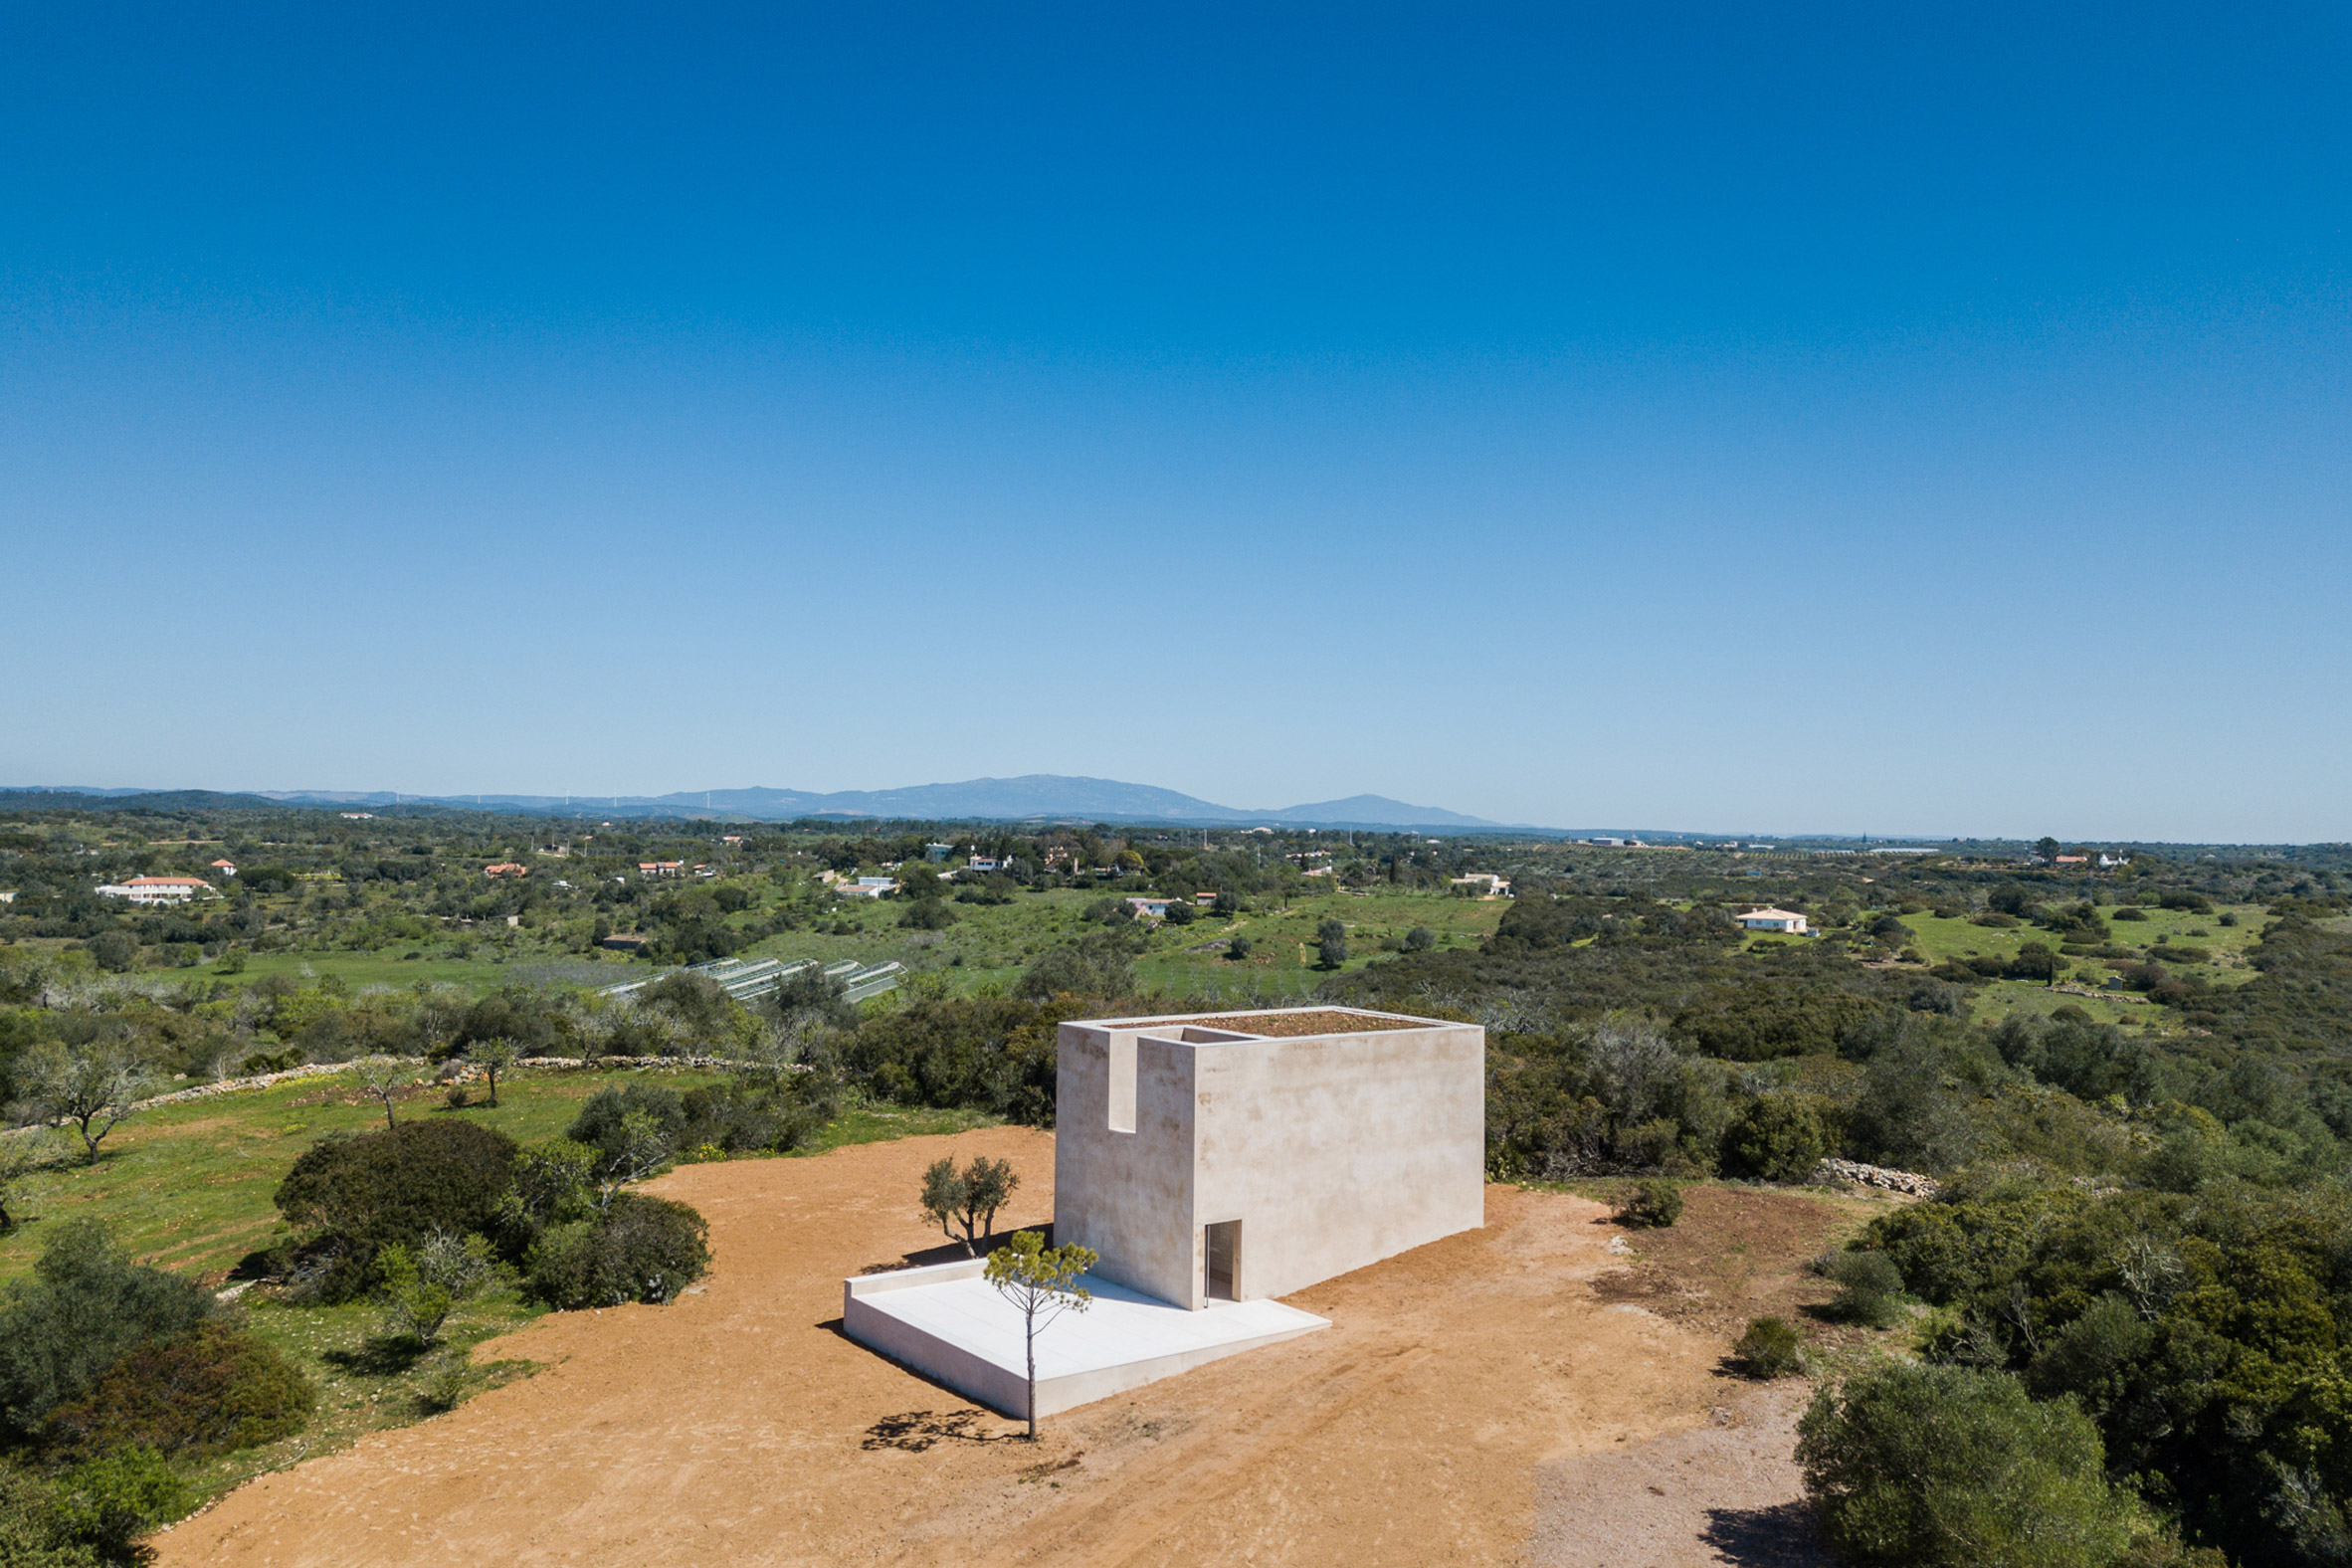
[3,4,2347,840]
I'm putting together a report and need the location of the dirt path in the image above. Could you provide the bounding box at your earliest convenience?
[157,1131,1808,1568]
[1534,1384,1829,1568]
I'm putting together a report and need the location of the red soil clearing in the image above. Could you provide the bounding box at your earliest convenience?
[157,1130,1820,1567]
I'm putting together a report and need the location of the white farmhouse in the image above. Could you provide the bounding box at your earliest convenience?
[1737,906,1809,934]
[95,877,215,905]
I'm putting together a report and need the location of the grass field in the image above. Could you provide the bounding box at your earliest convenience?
[3,1068,997,1285]
[144,886,1510,1006]
[203,949,614,992]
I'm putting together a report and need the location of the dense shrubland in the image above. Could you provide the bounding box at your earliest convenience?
[3,803,2350,1561]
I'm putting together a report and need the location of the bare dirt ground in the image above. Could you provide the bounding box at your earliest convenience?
[157,1132,1852,1568]
[1535,1384,1829,1568]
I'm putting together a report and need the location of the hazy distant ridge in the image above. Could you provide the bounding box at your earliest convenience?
[5,775,1506,829]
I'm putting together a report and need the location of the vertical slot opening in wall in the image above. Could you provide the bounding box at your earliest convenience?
[1107,1034,1135,1133]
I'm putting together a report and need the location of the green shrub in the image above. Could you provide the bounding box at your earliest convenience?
[1720,1092,1830,1182]
[377,1231,498,1348]
[0,1221,213,1439]
[494,1138,599,1241]
[1733,1315,1808,1379]
[1797,1363,2136,1568]
[679,1078,836,1156]
[273,1120,519,1299]
[565,1082,687,1165]
[897,898,957,930]
[1823,1249,1906,1327]
[0,1464,98,1567]
[1615,1179,1683,1229]
[42,1321,314,1462]
[52,1448,192,1562]
[526,1194,709,1309]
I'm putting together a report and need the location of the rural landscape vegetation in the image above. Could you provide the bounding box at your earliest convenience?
[8,9,2348,1562]
[0,790,2347,1565]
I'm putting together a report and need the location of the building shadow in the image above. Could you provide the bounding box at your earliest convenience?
[1698,1499,1829,1567]
[860,1224,1054,1274]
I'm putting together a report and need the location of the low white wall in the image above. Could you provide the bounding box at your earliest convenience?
[842,1263,1330,1419]
[844,1262,1033,1417]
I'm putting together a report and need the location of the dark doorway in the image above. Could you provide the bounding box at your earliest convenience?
[1205,1220,1240,1301]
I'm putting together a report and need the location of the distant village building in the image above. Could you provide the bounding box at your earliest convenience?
[841,877,895,900]
[600,933,651,952]
[1125,896,1175,918]
[209,859,237,877]
[924,843,953,863]
[1737,907,1809,934]
[96,877,214,905]
[2099,854,2132,869]
[1194,890,1218,906]
[1450,874,1511,897]
[638,861,685,878]
[967,856,1004,874]
[2056,855,2088,866]
[339,812,374,820]
[1588,837,1628,848]
[484,863,528,879]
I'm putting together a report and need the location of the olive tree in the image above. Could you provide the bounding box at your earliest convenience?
[353,1059,408,1131]
[919,1156,1021,1256]
[471,1037,518,1107]
[22,1044,157,1166]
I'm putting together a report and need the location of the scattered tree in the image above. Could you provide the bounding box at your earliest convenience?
[1226,935,1253,961]
[984,1230,1097,1441]
[1316,918,1348,970]
[22,1044,157,1166]
[471,1037,518,1107]
[1403,924,1435,952]
[2034,837,2062,865]
[919,1156,1022,1255]
[353,1058,408,1131]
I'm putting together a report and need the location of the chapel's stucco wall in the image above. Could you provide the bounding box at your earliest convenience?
[1054,1024,1199,1305]
[1188,1023,1485,1302]
[1056,1011,1484,1309]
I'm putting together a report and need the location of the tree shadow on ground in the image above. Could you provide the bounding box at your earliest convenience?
[1699,1499,1831,1567]
[323,1335,431,1377]
[861,1409,1021,1451]
[861,1225,1054,1274]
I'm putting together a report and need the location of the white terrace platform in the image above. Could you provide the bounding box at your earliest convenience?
[844,1257,1328,1419]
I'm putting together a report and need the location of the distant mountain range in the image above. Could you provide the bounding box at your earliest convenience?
[1,775,1518,831]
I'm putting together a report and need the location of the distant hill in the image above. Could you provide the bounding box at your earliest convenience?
[3,775,1513,830]
[0,788,282,814]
